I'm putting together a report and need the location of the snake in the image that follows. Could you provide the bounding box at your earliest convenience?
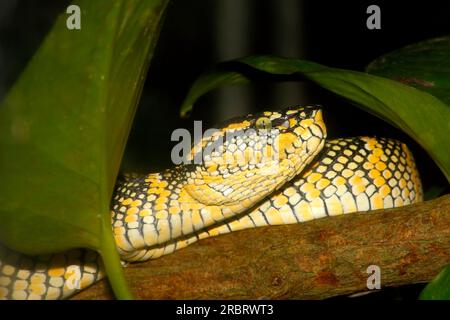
[0,105,423,300]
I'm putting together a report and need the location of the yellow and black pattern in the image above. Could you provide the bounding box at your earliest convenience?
[0,245,103,300]
[110,136,422,261]
[113,106,326,260]
[0,106,422,300]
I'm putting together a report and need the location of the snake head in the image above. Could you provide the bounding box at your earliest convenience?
[184,105,327,208]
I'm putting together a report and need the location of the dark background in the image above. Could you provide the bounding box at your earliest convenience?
[0,0,449,299]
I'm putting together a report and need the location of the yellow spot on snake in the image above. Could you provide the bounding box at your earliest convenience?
[363,162,374,170]
[276,132,296,152]
[366,138,377,148]
[341,192,357,213]
[191,210,202,225]
[46,287,60,300]
[316,178,330,190]
[301,182,315,192]
[370,194,383,209]
[354,155,364,163]
[206,227,219,236]
[306,188,321,200]
[338,156,349,165]
[115,235,131,251]
[81,274,94,289]
[227,120,251,130]
[284,187,296,197]
[300,119,314,127]
[289,118,297,127]
[139,209,151,217]
[332,176,346,186]
[380,185,391,197]
[207,164,218,172]
[353,184,366,195]
[30,274,46,284]
[30,283,46,295]
[210,207,223,221]
[168,206,180,215]
[114,226,126,234]
[17,270,31,280]
[262,145,273,158]
[374,177,386,187]
[13,280,28,291]
[122,198,132,205]
[125,215,137,223]
[156,195,168,204]
[368,154,380,164]
[342,169,353,178]
[48,268,65,278]
[375,162,387,171]
[131,200,142,207]
[155,210,168,220]
[383,170,392,179]
[273,195,288,208]
[126,207,139,215]
[2,265,15,276]
[159,181,169,188]
[369,169,381,179]
[373,148,384,157]
[307,172,322,184]
[294,126,305,135]
[266,207,284,225]
[404,189,410,198]
[399,179,407,188]
[325,196,343,215]
[349,175,362,185]
[155,203,167,211]
[294,201,314,221]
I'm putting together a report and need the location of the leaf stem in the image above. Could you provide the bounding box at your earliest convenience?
[99,216,134,300]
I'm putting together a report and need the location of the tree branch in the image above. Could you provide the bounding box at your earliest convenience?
[74,195,450,300]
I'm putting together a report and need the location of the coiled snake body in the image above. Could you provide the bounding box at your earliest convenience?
[0,106,422,300]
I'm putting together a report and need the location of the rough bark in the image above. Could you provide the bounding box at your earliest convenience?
[74,194,450,300]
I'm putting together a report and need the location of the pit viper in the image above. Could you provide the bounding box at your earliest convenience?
[0,105,423,300]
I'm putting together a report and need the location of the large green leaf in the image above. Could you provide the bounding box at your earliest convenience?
[367,36,450,106]
[180,55,450,181]
[0,0,169,299]
[365,36,450,300]
[420,264,450,300]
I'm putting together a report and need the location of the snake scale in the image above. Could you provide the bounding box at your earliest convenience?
[0,105,422,300]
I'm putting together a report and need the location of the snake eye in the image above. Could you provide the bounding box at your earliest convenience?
[255,117,272,130]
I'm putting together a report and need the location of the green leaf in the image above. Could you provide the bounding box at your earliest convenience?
[0,0,169,299]
[366,36,450,300]
[367,36,450,106]
[180,55,450,181]
[420,264,450,300]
